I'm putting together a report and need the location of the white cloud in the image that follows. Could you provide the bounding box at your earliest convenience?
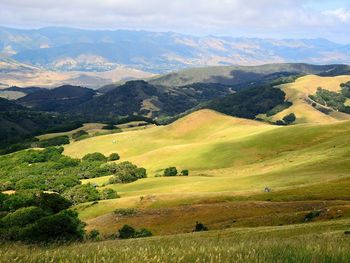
[0,0,349,42]
[323,8,350,22]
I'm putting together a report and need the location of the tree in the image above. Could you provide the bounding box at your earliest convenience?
[63,183,100,204]
[108,153,120,161]
[1,206,47,228]
[282,113,296,124]
[118,225,135,239]
[164,167,178,176]
[109,162,147,184]
[82,152,107,162]
[180,169,189,176]
[31,210,85,242]
[100,188,119,200]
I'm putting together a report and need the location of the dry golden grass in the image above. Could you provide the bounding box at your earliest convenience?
[271,75,350,123]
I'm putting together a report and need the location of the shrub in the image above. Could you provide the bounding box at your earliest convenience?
[35,136,70,148]
[108,153,120,161]
[164,167,178,176]
[102,124,116,130]
[193,221,208,232]
[100,188,119,200]
[135,228,153,238]
[109,162,147,184]
[35,193,72,214]
[30,210,85,242]
[1,206,47,227]
[304,210,322,222]
[63,183,100,205]
[72,130,88,140]
[82,152,107,162]
[87,229,100,240]
[275,120,285,126]
[118,225,135,239]
[114,208,137,216]
[282,113,296,124]
[181,169,189,176]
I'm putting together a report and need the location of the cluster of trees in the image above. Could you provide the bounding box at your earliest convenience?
[0,148,120,204]
[63,183,118,205]
[163,167,189,177]
[309,87,350,113]
[0,191,85,242]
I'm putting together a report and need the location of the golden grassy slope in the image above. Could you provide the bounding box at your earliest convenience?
[272,75,350,123]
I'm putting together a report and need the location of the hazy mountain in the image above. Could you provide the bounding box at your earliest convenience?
[0,56,154,89]
[1,27,350,73]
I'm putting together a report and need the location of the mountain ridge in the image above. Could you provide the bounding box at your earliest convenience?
[1,26,350,73]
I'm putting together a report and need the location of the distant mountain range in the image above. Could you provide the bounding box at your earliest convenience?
[1,27,350,74]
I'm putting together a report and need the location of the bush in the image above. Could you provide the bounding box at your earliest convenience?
[102,124,116,130]
[0,191,85,242]
[109,162,147,184]
[135,228,153,238]
[72,130,88,140]
[87,229,100,240]
[193,221,208,232]
[114,208,137,216]
[304,210,322,222]
[35,136,70,148]
[118,225,135,239]
[35,193,72,214]
[164,167,178,176]
[30,210,85,242]
[82,152,107,162]
[181,169,189,176]
[282,113,296,125]
[1,206,47,227]
[100,188,119,200]
[275,120,285,126]
[108,153,120,161]
[63,183,100,204]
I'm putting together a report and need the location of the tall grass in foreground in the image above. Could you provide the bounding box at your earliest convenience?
[1,221,349,263]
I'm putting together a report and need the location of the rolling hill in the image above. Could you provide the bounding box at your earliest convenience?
[62,108,350,237]
[17,85,97,111]
[266,75,350,123]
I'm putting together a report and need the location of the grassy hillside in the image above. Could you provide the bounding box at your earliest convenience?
[63,109,350,235]
[1,219,349,262]
[149,63,350,87]
[264,75,350,123]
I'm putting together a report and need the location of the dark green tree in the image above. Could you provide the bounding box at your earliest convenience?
[164,167,178,176]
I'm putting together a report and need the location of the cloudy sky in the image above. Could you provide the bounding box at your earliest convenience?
[0,0,350,43]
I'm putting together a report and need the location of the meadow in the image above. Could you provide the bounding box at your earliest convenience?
[1,219,349,263]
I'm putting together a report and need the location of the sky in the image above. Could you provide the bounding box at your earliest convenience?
[0,0,350,43]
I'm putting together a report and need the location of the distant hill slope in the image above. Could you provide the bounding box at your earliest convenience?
[0,97,82,152]
[73,80,233,119]
[2,27,350,73]
[0,56,154,89]
[149,63,350,87]
[263,75,350,124]
[17,85,97,112]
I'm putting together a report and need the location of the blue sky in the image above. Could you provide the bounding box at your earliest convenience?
[0,0,350,43]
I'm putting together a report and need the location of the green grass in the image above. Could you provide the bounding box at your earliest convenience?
[1,219,349,263]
